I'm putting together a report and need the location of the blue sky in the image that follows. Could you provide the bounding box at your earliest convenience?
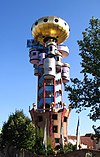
[0,0,100,135]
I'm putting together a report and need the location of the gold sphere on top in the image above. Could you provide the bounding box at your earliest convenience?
[31,16,70,45]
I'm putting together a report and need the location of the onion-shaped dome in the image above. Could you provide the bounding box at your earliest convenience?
[31,16,70,45]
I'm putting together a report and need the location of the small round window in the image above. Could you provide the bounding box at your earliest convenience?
[35,21,38,25]
[44,18,48,22]
[55,19,59,22]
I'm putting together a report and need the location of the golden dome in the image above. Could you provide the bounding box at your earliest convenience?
[31,16,70,45]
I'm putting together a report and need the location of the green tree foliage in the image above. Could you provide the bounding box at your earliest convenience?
[65,17,100,121]
[64,143,76,153]
[46,144,55,156]
[0,110,35,153]
[57,143,76,155]
[0,110,55,155]
[33,127,45,155]
[33,128,54,155]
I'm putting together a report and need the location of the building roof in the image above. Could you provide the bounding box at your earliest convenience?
[68,134,95,149]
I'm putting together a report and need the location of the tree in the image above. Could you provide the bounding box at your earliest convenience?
[65,17,100,122]
[33,128,55,155]
[57,143,76,155]
[0,110,55,156]
[0,110,35,154]
[33,127,45,155]
[64,143,76,153]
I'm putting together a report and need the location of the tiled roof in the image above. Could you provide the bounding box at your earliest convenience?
[68,135,95,149]
[81,136,94,149]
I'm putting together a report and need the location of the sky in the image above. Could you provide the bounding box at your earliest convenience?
[0,0,100,135]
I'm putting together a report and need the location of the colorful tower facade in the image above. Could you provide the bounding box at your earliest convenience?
[27,16,70,149]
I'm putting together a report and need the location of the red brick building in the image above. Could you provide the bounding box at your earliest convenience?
[68,134,98,150]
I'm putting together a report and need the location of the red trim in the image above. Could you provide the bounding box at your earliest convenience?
[37,69,39,107]
[43,79,46,109]
[54,78,56,106]
[49,110,55,147]
[60,67,63,107]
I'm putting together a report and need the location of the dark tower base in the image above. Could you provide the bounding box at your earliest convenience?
[29,104,70,149]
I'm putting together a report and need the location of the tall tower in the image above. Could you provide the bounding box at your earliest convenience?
[27,16,70,149]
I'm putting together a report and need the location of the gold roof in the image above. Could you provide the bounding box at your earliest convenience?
[31,16,70,45]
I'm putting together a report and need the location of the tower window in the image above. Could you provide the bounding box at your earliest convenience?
[55,19,59,22]
[45,79,54,85]
[50,46,53,51]
[49,67,52,71]
[33,52,36,55]
[45,103,50,109]
[43,18,48,22]
[35,21,38,25]
[64,22,67,26]
[53,125,58,133]
[56,57,59,61]
[38,116,43,122]
[56,68,61,73]
[52,114,57,120]
[55,138,59,143]
[64,117,67,122]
